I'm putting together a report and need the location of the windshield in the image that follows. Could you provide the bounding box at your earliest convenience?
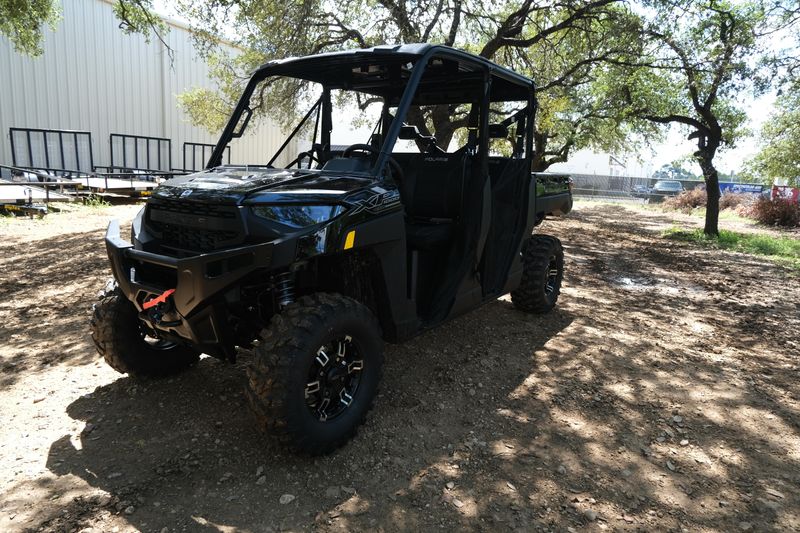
[221,76,385,171]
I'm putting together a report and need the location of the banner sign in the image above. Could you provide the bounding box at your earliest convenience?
[719,182,764,195]
[772,185,800,204]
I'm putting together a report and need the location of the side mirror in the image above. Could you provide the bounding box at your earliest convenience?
[488,124,509,139]
[399,125,421,140]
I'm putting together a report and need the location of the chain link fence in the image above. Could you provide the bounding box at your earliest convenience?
[570,173,709,200]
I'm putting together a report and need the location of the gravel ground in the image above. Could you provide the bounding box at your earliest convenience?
[0,202,798,533]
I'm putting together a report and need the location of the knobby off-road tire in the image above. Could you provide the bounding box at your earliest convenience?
[90,285,200,378]
[511,235,564,314]
[245,293,384,455]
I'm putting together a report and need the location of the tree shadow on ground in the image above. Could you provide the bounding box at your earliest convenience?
[4,202,799,532]
[0,229,114,388]
[8,301,573,531]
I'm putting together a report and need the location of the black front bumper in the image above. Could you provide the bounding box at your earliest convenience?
[104,219,294,354]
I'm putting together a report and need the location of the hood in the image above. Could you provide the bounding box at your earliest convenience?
[153,166,374,204]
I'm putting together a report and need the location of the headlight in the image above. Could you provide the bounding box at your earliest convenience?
[251,205,345,228]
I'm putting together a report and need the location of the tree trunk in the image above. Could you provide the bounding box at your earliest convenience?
[532,130,547,172]
[406,105,461,151]
[696,150,720,236]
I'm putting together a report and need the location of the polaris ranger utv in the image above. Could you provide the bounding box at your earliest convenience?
[91,44,572,454]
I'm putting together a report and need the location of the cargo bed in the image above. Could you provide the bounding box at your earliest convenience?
[532,172,573,220]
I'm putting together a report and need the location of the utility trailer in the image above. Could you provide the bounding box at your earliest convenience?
[0,164,76,217]
[6,127,167,199]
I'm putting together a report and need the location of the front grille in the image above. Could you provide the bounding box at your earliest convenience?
[148,199,238,219]
[157,225,240,253]
[145,199,243,254]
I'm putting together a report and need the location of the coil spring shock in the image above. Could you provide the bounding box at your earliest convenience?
[275,271,295,308]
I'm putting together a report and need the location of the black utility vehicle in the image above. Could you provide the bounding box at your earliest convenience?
[91,44,572,453]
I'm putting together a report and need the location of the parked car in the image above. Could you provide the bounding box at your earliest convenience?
[10,168,59,183]
[630,184,651,199]
[90,44,572,454]
[648,180,684,202]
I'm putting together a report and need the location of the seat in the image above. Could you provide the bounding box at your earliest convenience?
[401,153,467,249]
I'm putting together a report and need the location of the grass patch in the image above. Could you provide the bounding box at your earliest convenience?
[664,227,800,270]
[684,207,751,222]
[83,194,111,208]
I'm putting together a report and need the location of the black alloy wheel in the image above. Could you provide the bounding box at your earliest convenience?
[305,335,365,422]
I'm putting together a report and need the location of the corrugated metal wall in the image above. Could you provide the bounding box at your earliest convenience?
[0,0,295,172]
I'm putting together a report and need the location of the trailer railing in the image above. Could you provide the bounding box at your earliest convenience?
[109,133,172,174]
[177,142,230,172]
[10,127,94,173]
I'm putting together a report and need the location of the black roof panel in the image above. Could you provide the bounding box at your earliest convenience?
[255,44,534,103]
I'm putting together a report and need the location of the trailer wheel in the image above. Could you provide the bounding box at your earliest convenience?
[90,284,200,377]
[245,293,384,455]
[511,235,564,314]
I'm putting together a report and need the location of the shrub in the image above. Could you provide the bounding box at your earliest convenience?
[663,188,706,210]
[663,190,756,213]
[741,196,800,227]
[719,192,751,210]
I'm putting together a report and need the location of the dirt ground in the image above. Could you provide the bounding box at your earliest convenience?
[1,201,798,533]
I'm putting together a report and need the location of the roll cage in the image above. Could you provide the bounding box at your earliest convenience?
[208,44,537,176]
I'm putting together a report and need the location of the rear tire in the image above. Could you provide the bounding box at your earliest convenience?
[511,235,564,314]
[245,293,384,455]
[90,285,200,378]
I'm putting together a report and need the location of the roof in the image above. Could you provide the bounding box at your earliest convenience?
[254,44,535,104]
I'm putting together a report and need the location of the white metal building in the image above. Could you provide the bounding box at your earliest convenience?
[0,0,292,174]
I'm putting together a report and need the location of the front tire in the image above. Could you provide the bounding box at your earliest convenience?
[245,293,384,455]
[511,235,564,314]
[90,286,200,377]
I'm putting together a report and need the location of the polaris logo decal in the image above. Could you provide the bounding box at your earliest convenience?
[350,189,401,215]
[179,189,193,198]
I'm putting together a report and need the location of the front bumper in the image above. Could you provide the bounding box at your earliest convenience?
[104,219,294,352]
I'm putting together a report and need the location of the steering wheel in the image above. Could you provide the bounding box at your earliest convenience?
[341,143,404,183]
[296,150,319,169]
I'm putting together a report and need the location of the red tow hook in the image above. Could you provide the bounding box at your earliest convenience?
[142,289,176,310]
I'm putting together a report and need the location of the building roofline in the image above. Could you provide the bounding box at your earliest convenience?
[97,0,245,52]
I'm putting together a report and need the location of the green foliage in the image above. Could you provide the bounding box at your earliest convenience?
[1,0,168,58]
[177,48,314,133]
[653,164,698,180]
[112,0,169,44]
[0,0,60,56]
[745,90,800,186]
[599,0,782,235]
[174,0,642,169]
[83,194,111,208]
[663,227,800,270]
[608,0,762,150]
